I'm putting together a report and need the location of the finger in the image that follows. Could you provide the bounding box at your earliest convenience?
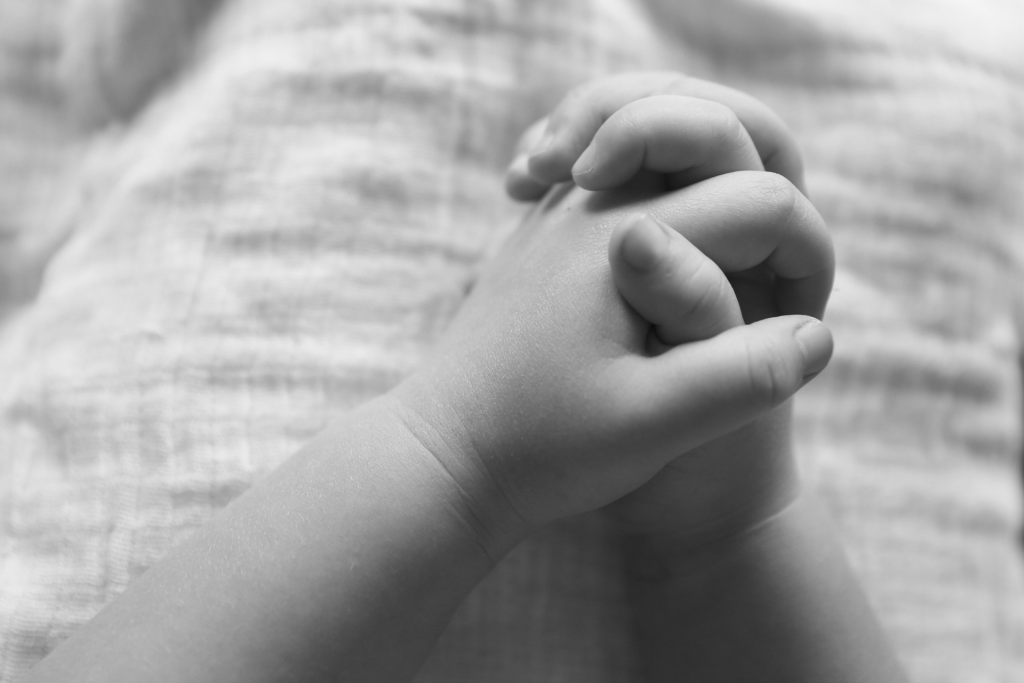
[609,213,743,345]
[646,171,834,319]
[517,116,551,156]
[527,73,675,184]
[506,117,553,201]
[607,316,832,456]
[662,78,805,192]
[527,71,805,192]
[571,95,764,191]
[506,154,552,201]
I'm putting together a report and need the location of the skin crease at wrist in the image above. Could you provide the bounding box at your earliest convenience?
[21,398,514,683]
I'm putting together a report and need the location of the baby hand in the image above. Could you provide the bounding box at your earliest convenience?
[507,71,805,199]
[605,211,817,544]
[505,71,827,322]
[390,177,831,553]
[503,73,833,544]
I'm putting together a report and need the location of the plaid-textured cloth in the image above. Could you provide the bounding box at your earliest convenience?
[0,1,1021,680]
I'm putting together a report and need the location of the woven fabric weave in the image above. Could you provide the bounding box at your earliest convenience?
[0,1,1021,681]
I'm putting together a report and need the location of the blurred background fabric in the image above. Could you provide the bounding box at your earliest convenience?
[0,0,1022,680]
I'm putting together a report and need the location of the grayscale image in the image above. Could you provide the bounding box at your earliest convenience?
[0,1,1021,681]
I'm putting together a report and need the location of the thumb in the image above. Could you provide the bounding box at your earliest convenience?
[608,315,832,455]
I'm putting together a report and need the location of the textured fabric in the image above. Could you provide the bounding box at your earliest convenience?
[0,0,1022,681]
[648,3,1024,681]
[0,0,81,325]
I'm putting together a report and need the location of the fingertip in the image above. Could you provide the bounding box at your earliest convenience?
[532,125,556,155]
[570,144,598,186]
[527,147,574,185]
[516,117,552,155]
[734,315,833,398]
[505,154,551,201]
[506,177,550,201]
[524,125,561,180]
[571,148,623,191]
[613,214,668,272]
[793,318,833,379]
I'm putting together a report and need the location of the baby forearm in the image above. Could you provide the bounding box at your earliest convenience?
[25,397,514,683]
[626,493,908,683]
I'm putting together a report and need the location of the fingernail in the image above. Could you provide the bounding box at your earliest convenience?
[800,370,820,387]
[572,144,597,178]
[505,154,542,200]
[531,127,556,156]
[507,153,530,178]
[793,320,833,378]
[620,214,669,272]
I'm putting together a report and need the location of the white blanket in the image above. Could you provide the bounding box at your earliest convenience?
[0,1,1021,680]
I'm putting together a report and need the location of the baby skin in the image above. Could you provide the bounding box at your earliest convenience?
[506,72,908,682]
[505,71,833,545]
[25,74,906,683]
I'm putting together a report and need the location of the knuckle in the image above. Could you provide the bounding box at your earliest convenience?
[699,278,741,334]
[614,106,646,137]
[705,102,743,141]
[750,172,799,225]
[742,335,795,406]
[675,256,717,317]
[657,72,691,95]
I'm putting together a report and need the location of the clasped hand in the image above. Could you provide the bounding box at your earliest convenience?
[391,72,835,558]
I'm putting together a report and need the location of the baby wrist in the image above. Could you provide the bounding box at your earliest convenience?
[375,391,533,563]
[621,485,807,582]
